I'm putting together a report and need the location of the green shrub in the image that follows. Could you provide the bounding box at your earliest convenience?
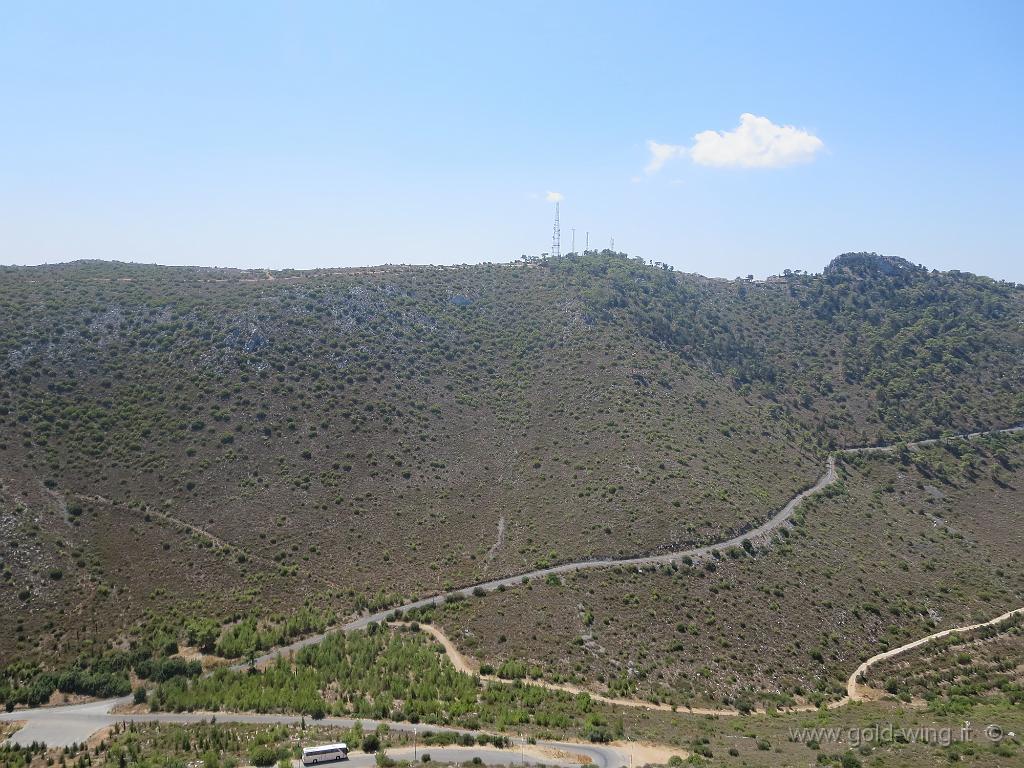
[249,746,280,767]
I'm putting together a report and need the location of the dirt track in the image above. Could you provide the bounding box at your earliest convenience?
[360,425,1024,716]
[844,606,1024,702]
[400,603,1024,717]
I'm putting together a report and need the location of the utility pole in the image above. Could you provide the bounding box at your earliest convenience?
[413,727,417,761]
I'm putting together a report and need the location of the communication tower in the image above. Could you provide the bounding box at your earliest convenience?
[552,202,561,258]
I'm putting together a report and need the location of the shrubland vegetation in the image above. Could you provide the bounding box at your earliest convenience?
[5,694,1022,768]
[212,606,334,659]
[0,633,200,709]
[1,251,1022,704]
[3,722,337,768]
[624,696,1024,768]
[863,612,1024,711]
[430,433,1024,710]
[0,605,332,709]
[6,720,520,768]
[151,624,623,741]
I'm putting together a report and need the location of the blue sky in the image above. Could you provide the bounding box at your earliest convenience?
[2,1,1022,280]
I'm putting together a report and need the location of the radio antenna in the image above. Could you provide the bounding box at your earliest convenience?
[551,201,561,258]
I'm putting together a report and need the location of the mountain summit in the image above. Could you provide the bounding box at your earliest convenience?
[824,251,923,278]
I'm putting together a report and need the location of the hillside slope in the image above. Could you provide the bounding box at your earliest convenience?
[1,252,1022,668]
[431,431,1024,710]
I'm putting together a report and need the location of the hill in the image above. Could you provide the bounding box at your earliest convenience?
[429,431,1024,710]
[1,251,1022,682]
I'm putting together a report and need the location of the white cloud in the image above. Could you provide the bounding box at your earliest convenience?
[691,113,823,168]
[545,191,564,202]
[646,114,824,172]
[645,140,688,174]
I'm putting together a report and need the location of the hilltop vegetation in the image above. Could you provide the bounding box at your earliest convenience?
[1,251,1022,670]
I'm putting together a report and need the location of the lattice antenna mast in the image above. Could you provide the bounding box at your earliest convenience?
[584,231,589,254]
[552,202,561,258]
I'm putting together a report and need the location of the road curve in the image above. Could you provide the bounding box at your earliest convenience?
[3,424,1021,747]
[269,424,1024,655]
[331,746,582,768]
[406,598,1024,716]
[270,455,839,648]
[393,621,774,717]
[845,605,1024,702]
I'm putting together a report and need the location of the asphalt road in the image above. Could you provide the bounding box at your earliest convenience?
[260,455,839,657]
[4,425,1021,751]
[0,706,628,766]
[263,425,1024,655]
[0,696,132,747]
[308,746,583,768]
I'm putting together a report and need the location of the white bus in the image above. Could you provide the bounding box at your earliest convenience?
[301,743,349,765]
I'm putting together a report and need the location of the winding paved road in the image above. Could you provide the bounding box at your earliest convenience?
[273,455,839,646]
[3,425,1022,749]
[270,424,1023,653]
